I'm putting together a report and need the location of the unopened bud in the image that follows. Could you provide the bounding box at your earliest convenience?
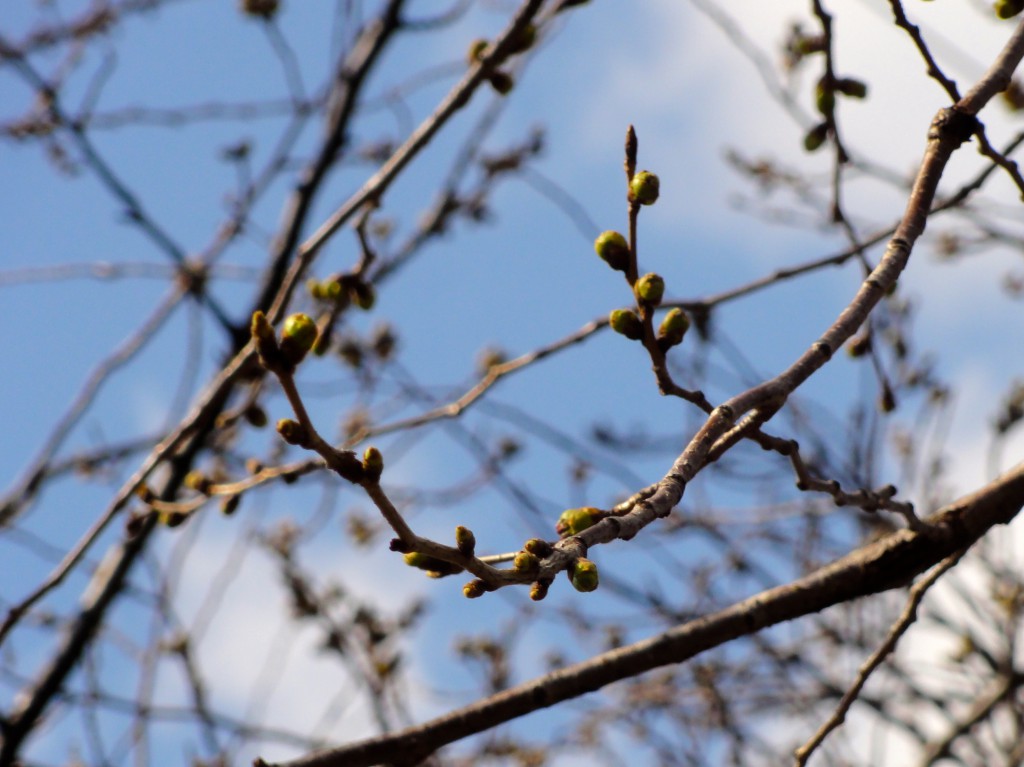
[629,171,660,206]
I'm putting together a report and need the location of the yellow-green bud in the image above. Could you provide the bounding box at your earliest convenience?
[803,122,829,152]
[847,333,871,358]
[463,580,486,598]
[279,313,319,367]
[514,550,540,574]
[455,526,476,556]
[570,558,599,592]
[658,308,690,349]
[467,38,489,64]
[629,171,660,206]
[556,507,599,537]
[251,310,283,371]
[184,470,212,494]
[836,77,868,99]
[325,280,343,301]
[529,580,550,601]
[995,0,1024,19]
[307,278,326,299]
[594,230,630,272]
[276,418,309,447]
[488,71,514,95]
[350,281,376,310]
[508,24,536,54]
[523,538,553,558]
[160,510,189,528]
[635,273,665,306]
[816,79,836,116]
[362,446,384,482]
[244,404,268,428]
[403,552,429,569]
[403,552,463,577]
[609,309,643,340]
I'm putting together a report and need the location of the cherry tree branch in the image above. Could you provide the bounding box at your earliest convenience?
[262,462,1024,767]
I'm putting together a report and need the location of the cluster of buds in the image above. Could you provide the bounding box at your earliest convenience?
[308,275,376,311]
[251,311,320,373]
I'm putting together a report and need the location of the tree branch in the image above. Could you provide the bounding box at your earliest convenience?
[261,463,1024,767]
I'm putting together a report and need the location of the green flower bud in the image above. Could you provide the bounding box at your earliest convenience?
[523,538,553,558]
[136,484,155,504]
[403,552,463,577]
[635,273,665,306]
[658,308,690,349]
[629,171,660,206]
[514,550,540,574]
[467,38,489,64]
[556,506,599,537]
[220,494,241,516]
[488,71,514,95]
[279,313,319,366]
[463,580,486,599]
[847,333,871,358]
[403,552,429,569]
[244,404,268,428]
[609,309,643,340]
[184,470,212,494]
[816,79,836,116]
[251,310,283,371]
[455,526,476,556]
[594,230,630,272]
[276,418,309,447]
[836,77,868,99]
[529,580,550,601]
[325,280,343,301]
[349,281,376,311]
[362,446,384,482]
[508,24,537,54]
[570,558,599,592]
[995,0,1024,19]
[307,278,326,299]
[160,510,189,528]
[803,122,829,152]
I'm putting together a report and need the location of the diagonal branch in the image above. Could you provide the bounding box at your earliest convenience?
[262,463,1024,767]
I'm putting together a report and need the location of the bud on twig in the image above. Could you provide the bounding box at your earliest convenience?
[362,447,384,482]
[628,170,660,205]
[609,309,643,340]
[455,526,476,557]
[634,273,665,306]
[570,558,599,592]
[556,507,599,537]
[594,230,630,272]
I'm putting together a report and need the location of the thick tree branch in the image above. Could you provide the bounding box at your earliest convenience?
[262,463,1024,767]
